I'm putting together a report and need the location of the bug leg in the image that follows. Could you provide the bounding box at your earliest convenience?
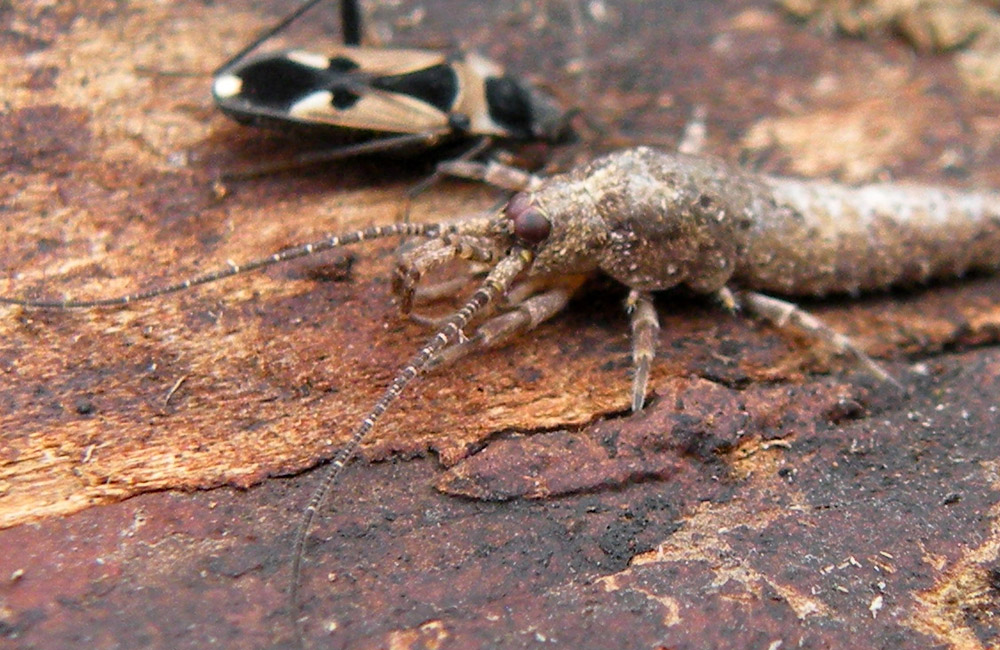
[405,275,482,329]
[393,235,498,315]
[398,137,495,222]
[434,159,544,192]
[426,277,585,370]
[677,105,708,156]
[409,276,479,307]
[393,239,460,315]
[714,286,740,313]
[340,0,366,46]
[627,290,659,412]
[220,131,451,182]
[733,289,903,389]
[214,0,331,74]
[407,273,548,328]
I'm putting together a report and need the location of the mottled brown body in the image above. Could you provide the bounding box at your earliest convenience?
[9,146,994,646]
[522,146,1000,297]
[525,149,759,293]
[745,178,1000,295]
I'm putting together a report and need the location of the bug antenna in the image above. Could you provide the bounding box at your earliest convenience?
[0,222,443,310]
[341,0,364,46]
[290,247,533,644]
[215,0,338,75]
[564,0,591,112]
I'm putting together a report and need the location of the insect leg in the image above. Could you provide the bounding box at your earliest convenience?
[291,247,533,642]
[393,239,463,313]
[220,130,453,182]
[425,276,585,370]
[399,137,495,219]
[627,290,660,412]
[408,274,484,308]
[340,0,365,46]
[214,0,364,75]
[434,159,544,192]
[564,0,591,114]
[677,105,708,156]
[393,234,499,315]
[733,289,903,389]
[404,271,546,329]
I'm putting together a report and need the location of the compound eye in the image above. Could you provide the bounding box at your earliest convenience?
[514,209,551,244]
[504,192,551,245]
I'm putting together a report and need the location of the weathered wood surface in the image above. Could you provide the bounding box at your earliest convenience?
[3,1,1000,648]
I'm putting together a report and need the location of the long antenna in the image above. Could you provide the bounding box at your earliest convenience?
[340,0,364,46]
[215,0,367,75]
[290,247,533,645]
[0,222,440,309]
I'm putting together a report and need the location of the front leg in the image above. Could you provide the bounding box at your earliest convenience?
[424,276,586,371]
[399,137,495,222]
[393,235,498,315]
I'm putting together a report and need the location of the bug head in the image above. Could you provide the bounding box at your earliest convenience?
[498,186,604,275]
[482,75,576,144]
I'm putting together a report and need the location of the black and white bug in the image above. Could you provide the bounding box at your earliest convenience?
[211,0,575,170]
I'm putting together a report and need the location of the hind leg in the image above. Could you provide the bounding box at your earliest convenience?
[723,288,902,389]
[397,138,496,223]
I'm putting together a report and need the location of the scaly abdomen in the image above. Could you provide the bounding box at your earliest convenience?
[736,178,1000,296]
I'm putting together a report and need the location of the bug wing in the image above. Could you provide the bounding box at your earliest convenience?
[338,46,449,75]
[450,52,509,138]
[214,46,457,135]
[288,87,449,134]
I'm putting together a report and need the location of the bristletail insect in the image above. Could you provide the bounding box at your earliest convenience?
[5,146,1000,642]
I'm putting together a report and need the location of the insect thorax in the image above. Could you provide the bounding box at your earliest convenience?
[531,148,759,294]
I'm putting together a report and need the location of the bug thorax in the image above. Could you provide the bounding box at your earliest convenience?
[513,148,757,294]
[459,53,573,142]
[513,81,574,142]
